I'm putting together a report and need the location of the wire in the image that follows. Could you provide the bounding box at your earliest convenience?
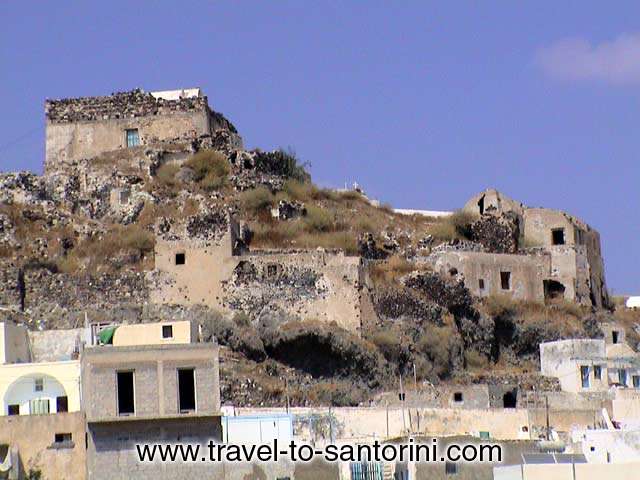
[0,125,43,153]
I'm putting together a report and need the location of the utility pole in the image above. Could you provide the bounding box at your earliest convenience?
[400,373,406,432]
[285,377,290,414]
[545,395,550,440]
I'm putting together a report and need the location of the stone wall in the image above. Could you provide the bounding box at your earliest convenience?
[44,88,242,175]
[0,260,148,329]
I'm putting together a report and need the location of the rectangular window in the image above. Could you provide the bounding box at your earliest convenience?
[581,366,590,388]
[117,371,135,416]
[8,404,19,416]
[551,228,565,245]
[453,392,463,403]
[162,325,174,339]
[125,129,140,148]
[30,399,50,415]
[445,462,458,475]
[54,433,72,444]
[178,368,196,412]
[56,396,68,413]
[619,369,628,386]
[34,377,44,392]
[612,331,620,344]
[478,279,485,290]
[500,272,511,290]
[634,376,640,388]
[175,253,186,265]
[594,365,602,380]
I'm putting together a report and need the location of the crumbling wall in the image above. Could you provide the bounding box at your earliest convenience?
[44,89,242,175]
[429,251,548,302]
[223,251,363,333]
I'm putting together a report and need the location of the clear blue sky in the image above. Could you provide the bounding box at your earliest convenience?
[0,2,638,294]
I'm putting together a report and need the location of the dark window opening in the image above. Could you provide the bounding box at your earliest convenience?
[612,331,620,344]
[266,264,279,278]
[500,272,511,290]
[551,228,565,245]
[594,365,602,380]
[619,369,628,386]
[162,325,173,339]
[478,279,485,290]
[175,253,186,265]
[178,368,196,412]
[117,371,135,416]
[581,366,590,388]
[544,280,566,301]
[56,396,68,413]
[453,392,463,403]
[8,404,19,416]
[54,433,72,443]
[449,268,458,277]
[634,376,640,388]
[503,390,517,408]
[445,462,458,475]
[477,195,485,215]
[398,392,405,401]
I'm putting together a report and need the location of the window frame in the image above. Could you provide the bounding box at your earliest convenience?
[162,324,174,339]
[116,370,136,416]
[34,377,44,392]
[125,128,140,148]
[500,271,511,290]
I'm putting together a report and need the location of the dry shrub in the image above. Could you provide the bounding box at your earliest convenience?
[295,231,357,253]
[417,324,456,378]
[185,150,229,181]
[239,186,274,214]
[464,350,488,370]
[303,206,333,232]
[55,255,79,274]
[369,255,416,285]
[154,163,179,188]
[427,210,475,242]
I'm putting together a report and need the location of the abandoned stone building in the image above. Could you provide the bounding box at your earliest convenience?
[431,188,609,307]
[44,87,242,176]
[150,212,366,333]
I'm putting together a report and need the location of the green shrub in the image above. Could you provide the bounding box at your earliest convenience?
[239,186,274,214]
[255,148,310,182]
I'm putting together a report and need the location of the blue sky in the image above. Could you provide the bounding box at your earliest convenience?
[0,2,638,293]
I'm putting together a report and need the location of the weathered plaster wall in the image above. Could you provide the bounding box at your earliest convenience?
[431,251,547,301]
[233,406,531,442]
[223,251,363,332]
[374,384,491,410]
[0,412,86,480]
[151,233,365,332]
[45,111,210,174]
[0,321,30,364]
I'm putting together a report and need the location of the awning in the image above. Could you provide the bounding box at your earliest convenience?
[98,326,118,345]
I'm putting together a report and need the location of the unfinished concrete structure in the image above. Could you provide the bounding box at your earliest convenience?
[44,87,242,175]
[81,327,222,480]
[438,188,610,307]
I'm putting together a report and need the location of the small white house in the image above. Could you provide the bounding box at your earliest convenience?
[626,296,640,309]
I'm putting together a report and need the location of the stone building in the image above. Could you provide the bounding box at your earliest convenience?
[150,213,366,333]
[80,323,222,480]
[44,87,242,175]
[435,188,610,307]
